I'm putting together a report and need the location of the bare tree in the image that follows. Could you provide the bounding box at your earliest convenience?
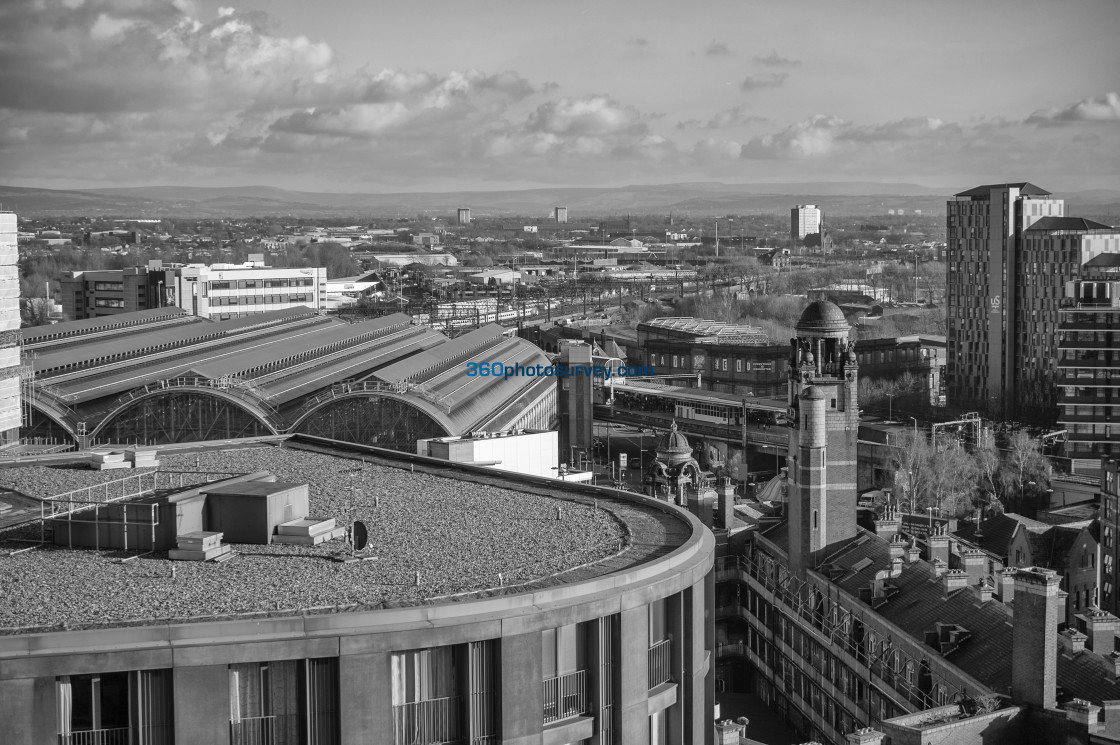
[890,429,933,513]
[1004,429,1051,512]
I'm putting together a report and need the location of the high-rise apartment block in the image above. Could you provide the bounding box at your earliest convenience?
[1058,258,1120,467]
[457,207,471,225]
[945,183,1119,416]
[60,262,327,321]
[791,204,823,241]
[554,206,568,223]
[0,211,21,446]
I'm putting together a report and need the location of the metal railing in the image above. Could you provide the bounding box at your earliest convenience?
[543,669,590,723]
[59,728,132,745]
[648,638,673,689]
[230,715,276,745]
[393,696,462,745]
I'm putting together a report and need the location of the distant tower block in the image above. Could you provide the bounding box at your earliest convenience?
[554,207,568,223]
[457,208,471,225]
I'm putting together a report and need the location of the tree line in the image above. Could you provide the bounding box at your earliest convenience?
[890,429,1052,519]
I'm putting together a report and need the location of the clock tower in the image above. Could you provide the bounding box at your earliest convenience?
[786,301,860,578]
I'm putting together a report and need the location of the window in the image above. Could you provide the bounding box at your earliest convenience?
[95,298,125,308]
[392,646,463,745]
[93,282,123,292]
[57,669,173,745]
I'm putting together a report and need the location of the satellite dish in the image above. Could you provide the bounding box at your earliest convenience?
[352,521,368,552]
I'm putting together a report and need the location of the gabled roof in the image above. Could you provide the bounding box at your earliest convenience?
[1085,252,1120,267]
[1025,216,1115,232]
[815,528,1120,705]
[954,182,1051,198]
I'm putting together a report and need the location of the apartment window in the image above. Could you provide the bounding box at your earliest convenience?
[392,646,463,745]
[542,623,592,723]
[57,669,173,745]
[229,658,339,745]
[736,359,743,373]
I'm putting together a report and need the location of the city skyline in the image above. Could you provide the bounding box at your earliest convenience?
[1,0,1119,193]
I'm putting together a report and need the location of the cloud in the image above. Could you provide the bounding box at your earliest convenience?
[1026,92,1120,125]
[739,72,788,92]
[626,37,648,48]
[677,105,766,130]
[704,41,731,57]
[754,51,801,67]
[742,115,845,158]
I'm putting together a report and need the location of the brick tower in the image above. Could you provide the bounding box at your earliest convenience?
[786,301,860,578]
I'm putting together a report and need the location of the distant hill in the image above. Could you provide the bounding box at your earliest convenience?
[2,182,1118,219]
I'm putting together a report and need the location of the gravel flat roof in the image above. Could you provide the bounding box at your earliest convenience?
[0,444,655,634]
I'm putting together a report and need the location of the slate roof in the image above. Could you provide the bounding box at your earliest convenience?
[954,182,1051,198]
[1085,253,1120,268]
[785,525,1120,705]
[1025,216,1115,232]
[952,513,1041,559]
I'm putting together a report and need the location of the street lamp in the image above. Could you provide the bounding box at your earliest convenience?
[886,393,895,422]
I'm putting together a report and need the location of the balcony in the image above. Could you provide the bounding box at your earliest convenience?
[648,638,673,690]
[393,697,462,745]
[60,728,171,745]
[543,669,590,724]
[230,716,286,745]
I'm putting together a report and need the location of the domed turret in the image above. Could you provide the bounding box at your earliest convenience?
[655,421,693,467]
[796,301,849,334]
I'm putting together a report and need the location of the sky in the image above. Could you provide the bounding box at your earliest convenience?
[1,0,1119,193]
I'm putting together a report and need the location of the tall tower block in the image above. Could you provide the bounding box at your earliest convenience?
[554,207,568,223]
[786,301,859,578]
[0,211,21,445]
[457,208,471,225]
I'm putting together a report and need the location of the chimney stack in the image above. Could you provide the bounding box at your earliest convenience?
[996,568,1016,604]
[943,569,968,595]
[977,578,994,604]
[888,534,907,561]
[1082,608,1120,655]
[1064,699,1102,735]
[929,557,948,579]
[715,719,746,745]
[927,527,950,566]
[716,479,736,531]
[1060,627,1088,654]
[959,549,987,585]
[876,508,902,540]
[905,540,921,564]
[1012,567,1062,709]
[845,728,885,745]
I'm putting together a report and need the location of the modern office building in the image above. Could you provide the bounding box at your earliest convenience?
[715,302,1120,745]
[60,262,328,321]
[0,210,21,446]
[0,439,715,745]
[1057,256,1120,468]
[945,182,1120,417]
[791,205,823,242]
